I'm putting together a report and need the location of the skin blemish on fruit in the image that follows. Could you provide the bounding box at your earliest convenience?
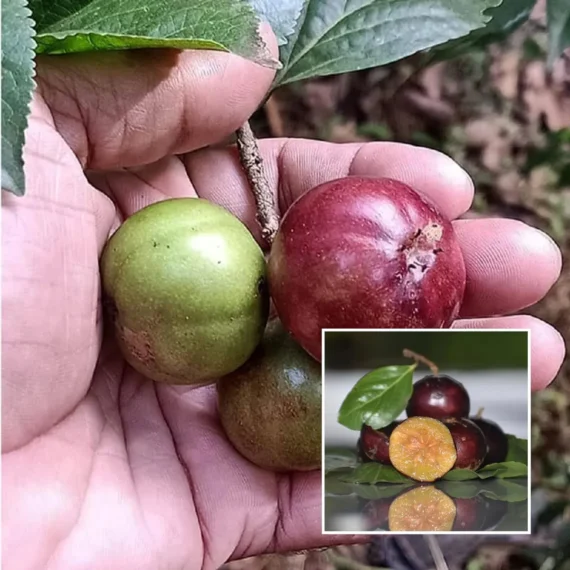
[119,325,155,365]
[267,176,466,361]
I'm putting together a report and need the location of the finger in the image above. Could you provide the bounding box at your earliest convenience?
[36,24,278,170]
[183,139,474,242]
[453,315,566,391]
[156,384,367,566]
[455,219,562,318]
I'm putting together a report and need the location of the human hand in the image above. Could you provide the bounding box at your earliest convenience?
[2,24,565,570]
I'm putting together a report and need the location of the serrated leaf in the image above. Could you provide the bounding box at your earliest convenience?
[505,434,528,465]
[340,462,410,484]
[428,0,535,63]
[248,0,305,46]
[337,364,416,431]
[274,0,502,86]
[547,0,570,65]
[30,0,277,67]
[2,0,36,195]
[443,461,528,481]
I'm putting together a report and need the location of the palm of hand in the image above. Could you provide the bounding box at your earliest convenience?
[2,30,565,570]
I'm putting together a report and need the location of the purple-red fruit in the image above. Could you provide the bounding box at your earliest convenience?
[452,495,489,531]
[363,499,391,530]
[358,422,400,464]
[471,417,509,466]
[267,176,466,361]
[443,418,488,470]
[406,374,470,420]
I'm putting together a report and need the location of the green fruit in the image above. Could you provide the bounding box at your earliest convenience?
[100,198,269,385]
[217,319,322,472]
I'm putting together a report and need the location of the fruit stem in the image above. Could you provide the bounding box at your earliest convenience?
[475,407,485,419]
[235,121,280,245]
[402,349,439,375]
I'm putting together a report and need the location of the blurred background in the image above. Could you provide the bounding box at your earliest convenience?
[224,1,570,569]
[323,330,529,447]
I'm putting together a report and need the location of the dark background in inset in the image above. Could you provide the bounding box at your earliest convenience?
[324,330,528,370]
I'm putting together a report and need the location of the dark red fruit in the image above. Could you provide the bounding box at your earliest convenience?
[452,495,490,531]
[358,422,400,464]
[470,417,508,466]
[363,499,391,530]
[267,177,466,361]
[444,418,488,470]
[406,374,470,419]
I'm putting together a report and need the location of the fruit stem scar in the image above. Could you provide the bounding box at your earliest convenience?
[235,121,280,245]
[403,349,439,375]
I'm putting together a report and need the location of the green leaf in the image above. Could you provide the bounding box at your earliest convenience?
[481,462,528,479]
[505,434,528,465]
[274,0,502,86]
[350,482,413,499]
[443,468,482,481]
[443,461,528,481]
[339,462,410,484]
[547,0,570,65]
[337,364,416,431]
[324,449,358,474]
[436,480,482,498]
[480,479,528,502]
[2,0,36,195]
[437,478,528,502]
[248,0,305,46]
[428,0,535,62]
[30,0,277,67]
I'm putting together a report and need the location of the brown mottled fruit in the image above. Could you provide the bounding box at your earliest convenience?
[217,319,321,472]
[100,198,269,385]
[389,417,457,482]
[443,418,488,470]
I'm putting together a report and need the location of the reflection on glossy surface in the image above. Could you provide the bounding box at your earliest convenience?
[388,486,456,531]
[324,476,528,533]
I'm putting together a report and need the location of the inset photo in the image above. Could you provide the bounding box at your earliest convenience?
[322,329,530,535]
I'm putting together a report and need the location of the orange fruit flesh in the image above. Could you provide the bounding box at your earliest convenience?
[388,485,457,531]
[389,416,457,482]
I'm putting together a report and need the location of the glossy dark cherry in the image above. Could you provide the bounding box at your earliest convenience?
[268,177,466,361]
[443,418,488,470]
[406,374,470,419]
[470,417,509,466]
[358,422,400,465]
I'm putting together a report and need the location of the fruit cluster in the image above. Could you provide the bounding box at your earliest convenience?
[100,176,466,472]
[357,374,509,482]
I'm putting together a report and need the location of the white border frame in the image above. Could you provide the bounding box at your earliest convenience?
[320,327,532,536]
